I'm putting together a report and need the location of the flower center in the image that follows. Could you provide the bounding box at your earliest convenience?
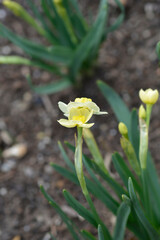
[72,115,86,123]
[69,107,92,124]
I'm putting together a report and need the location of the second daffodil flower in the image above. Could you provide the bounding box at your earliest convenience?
[58,97,107,128]
[139,89,159,105]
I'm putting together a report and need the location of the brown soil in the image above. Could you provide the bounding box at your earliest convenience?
[0,0,160,240]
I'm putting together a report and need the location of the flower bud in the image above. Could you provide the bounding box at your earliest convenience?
[139,105,146,119]
[139,88,159,105]
[118,122,128,138]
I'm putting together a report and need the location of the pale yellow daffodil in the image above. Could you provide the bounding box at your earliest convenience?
[58,97,108,117]
[139,89,159,105]
[58,97,107,128]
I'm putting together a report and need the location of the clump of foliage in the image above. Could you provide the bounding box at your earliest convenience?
[0,0,124,94]
[41,82,160,239]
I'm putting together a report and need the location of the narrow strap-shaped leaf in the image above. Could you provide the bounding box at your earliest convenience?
[26,0,58,44]
[3,0,46,37]
[83,128,108,175]
[98,225,105,240]
[130,108,139,159]
[0,24,73,65]
[69,0,108,79]
[0,55,61,74]
[41,0,58,36]
[81,230,97,240]
[112,153,142,200]
[63,0,88,40]
[97,80,131,132]
[106,0,124,33]
[65,142,120,214]
[83,156,120,215]
[58,141,75,171]
[26,75,72,95]
[51,163,79,184]
[63,190,97,227]
[52,163,119,214]
[128,178,160,240]
[113,202,131,240]
[40,185,81,240]
[46,0,75,47]
[66,141,126,198]
[84,155,126,199]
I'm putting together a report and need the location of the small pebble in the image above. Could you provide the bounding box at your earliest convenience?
[12,236,21,240]
[23,167,34,178]
[1,46,11,55]
[2,143,28,159]
[44,165,53,174]
[1,160,16,172]
[0,9,7,20]
[0,130,13,145]
[23,225,30,232]
[43,233,51,240]
[0,187,8,196]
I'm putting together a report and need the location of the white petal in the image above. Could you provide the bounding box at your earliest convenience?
[94,111,108,115]
[58,101,68,113]
[80,123,94,128]
[58,119,78,128]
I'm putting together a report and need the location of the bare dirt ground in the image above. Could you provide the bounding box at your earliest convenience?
[1,0,160,239]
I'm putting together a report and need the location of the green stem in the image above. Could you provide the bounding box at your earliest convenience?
[141,169,150,218]
[146,104,152,128]
[75,127,111,240]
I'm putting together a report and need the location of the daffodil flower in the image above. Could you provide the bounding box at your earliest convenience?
[58,97,108,117]
[58,107,94,128]
[139,89,159,105]
[58,97,107,128]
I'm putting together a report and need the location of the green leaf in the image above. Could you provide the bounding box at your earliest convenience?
[63,0,88,40]
[97,80,131,131]
[83,154,126,199]
[51,163,79,184]
[83,128,108,175]
[65,142,120,214]
[113,202,131,240]
[3,0,46,37]
[128,178,160,240]
[83,155,120,215]
[26,75,72,94]
[0,55,61,74]
[0,24,73,65]
[52,163,119,214]
[112,152,142,199]
[65,142,125,199]
[69,0,108,79]
[63,189,97,227]
[106,0,125,33]
[98,225,105,240]
[58,141,75,171]
[46,0,76,47]
[156,41,160,60]
[40,185,81,240]
[26,0,58,44]
[81,230,97,240]
[130,108,139,159]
